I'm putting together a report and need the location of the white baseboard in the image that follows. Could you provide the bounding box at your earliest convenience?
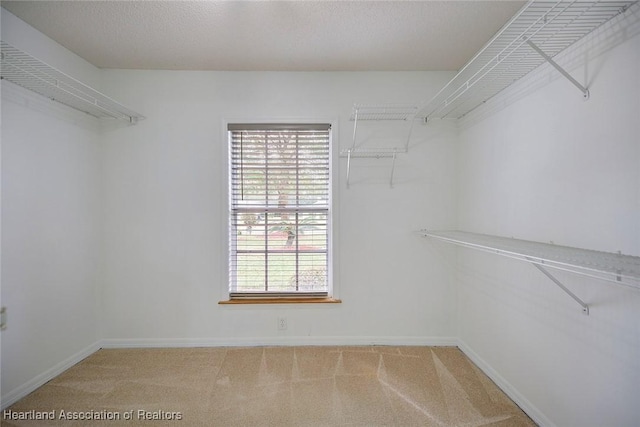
[100,335,459,348]
[1,341,102,410]
[457,339,554,427]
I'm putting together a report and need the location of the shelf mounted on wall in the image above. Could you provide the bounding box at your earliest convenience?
[1,41,145,123]
[418,0,637,121]
[421,230,640,315]
[340,104,418,189]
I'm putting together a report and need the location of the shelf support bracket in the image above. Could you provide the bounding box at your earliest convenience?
[351,109,359,151]
[404,117,415,152]
[530,261,589,315]
[525,39,590,100]
[346,149,352,189]
[389,150,397,188]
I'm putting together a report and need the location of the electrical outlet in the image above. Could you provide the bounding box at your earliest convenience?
[277,317,287,331]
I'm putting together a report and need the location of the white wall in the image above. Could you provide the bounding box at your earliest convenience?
[1,7,459,407]
[98,70,458,345]
[1,9,103,407]
[4,4,638,425]
[455,5,640,427]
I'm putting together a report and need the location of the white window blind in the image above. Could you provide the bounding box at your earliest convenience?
[228,124,330,298]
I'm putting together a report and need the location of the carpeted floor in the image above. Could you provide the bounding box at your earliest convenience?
[3,346,536,426]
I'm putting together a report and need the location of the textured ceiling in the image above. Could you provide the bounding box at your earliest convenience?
[1,1,526,71]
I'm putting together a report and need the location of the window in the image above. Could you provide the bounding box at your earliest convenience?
[228,123,331,299]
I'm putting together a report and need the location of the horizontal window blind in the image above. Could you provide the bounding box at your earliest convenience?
[229,124,330,298]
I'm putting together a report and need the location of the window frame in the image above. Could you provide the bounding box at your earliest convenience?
[223,120,336,302]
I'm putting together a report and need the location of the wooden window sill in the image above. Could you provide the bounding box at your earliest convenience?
[219,297,342,305]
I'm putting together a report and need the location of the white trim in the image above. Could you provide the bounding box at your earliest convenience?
[457,339,555,427]
[100,335,458,349]
[1,341,102,410]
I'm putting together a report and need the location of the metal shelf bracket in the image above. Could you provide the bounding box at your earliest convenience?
[530,261,590,315]
[346,149,353,189]
[524,39,590,100]
[389,149,397,189]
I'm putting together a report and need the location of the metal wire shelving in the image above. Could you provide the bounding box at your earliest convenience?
[418,0,638,120]
[340,104,418,188]
[421,230,640,314]
[1,41,145,123]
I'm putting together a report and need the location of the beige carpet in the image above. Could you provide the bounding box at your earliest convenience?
[3,346,536,426]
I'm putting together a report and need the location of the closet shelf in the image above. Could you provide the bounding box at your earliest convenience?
[422,230,640,290]
[339,147,405,158]
[350,104,418,121]
[348,104,417,154]
[419,0,637,120]
[344,104,417,188]
[1,41,145,123]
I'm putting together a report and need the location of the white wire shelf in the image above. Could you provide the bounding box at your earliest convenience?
[339,147,405,158]
[345,104,417,188]
[422,230,640,290]
[419,0,637,120]
[350,104,418,121]
[1,41,145,123]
